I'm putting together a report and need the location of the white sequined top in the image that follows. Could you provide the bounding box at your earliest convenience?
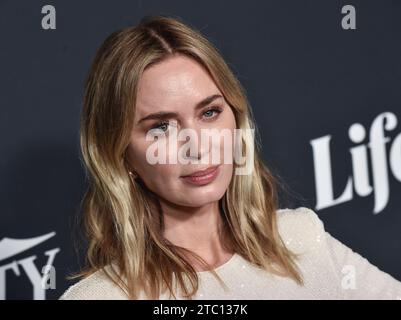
[59,207,401,300]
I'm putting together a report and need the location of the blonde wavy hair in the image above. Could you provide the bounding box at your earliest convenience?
[71,15,304,299]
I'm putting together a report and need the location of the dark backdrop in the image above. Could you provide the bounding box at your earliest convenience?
[0,0,400,299]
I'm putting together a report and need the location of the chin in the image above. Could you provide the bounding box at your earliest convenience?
[178,197,221,208]
[180,187,227,206]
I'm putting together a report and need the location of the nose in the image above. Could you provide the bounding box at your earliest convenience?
[178,122,209,163]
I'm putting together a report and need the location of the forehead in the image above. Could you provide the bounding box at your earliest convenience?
[135,54,221,117]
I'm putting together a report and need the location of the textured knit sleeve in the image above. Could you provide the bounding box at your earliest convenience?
[279,207,401,299]
[58,267,129,300]
[323,230,401,300]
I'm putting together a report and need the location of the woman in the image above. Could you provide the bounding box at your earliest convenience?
[59,15,401,300]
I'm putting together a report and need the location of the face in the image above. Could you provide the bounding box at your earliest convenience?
[126,54,237,207]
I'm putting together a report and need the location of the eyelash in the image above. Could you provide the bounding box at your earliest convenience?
[149,107,223,132]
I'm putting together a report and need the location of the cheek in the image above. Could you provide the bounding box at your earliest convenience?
[128,140,179,180]
[217,163,234,191]
[222,106,237,130]
[141,164,191,205]
[151,163,179,179]
[216,111,237,162]
[126,140,147,171]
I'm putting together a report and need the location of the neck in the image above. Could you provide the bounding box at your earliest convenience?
[160,199,233,268]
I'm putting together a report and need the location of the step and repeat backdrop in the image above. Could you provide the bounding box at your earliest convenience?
[0,1,400,299]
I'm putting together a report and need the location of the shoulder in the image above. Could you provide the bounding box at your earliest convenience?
[59,265,129,300]
[276,206,326,253]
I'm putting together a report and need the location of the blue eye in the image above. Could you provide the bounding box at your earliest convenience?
[203,107,222,119]
[147,107,222,135]
[151,121,169,132]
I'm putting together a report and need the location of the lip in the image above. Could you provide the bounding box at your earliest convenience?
[181,165,221,186]
[181,165,220,177]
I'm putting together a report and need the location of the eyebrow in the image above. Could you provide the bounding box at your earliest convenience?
[136,94,223,125]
